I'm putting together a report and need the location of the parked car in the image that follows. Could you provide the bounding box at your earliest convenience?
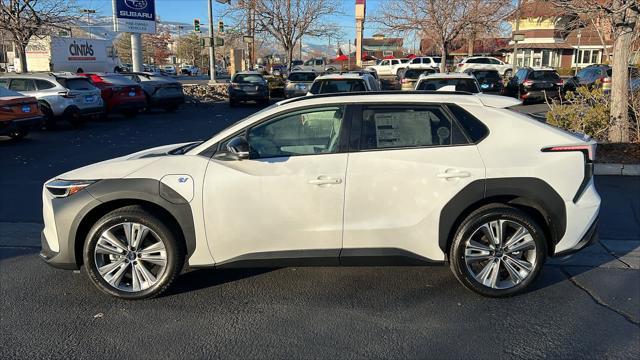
[271,64,287,76]
[399,68,438,91]
[284,71,318,98]
[0,86,42,139]
[406,56,442,71]
[504,67,564,103]
[415,73,481,93]
[228,71,270,106]
[0,73,103,128]
[563,64,640,93]
[455,56,513,77]
[366,58,406,76]
[180,65,200,76]
[79,73,146,117]
[464,69,504,94]
[119,72,184,112]
[291,58,339,73]
[40,92,600,299]
[161,65,177,76]
[308,73,381,95]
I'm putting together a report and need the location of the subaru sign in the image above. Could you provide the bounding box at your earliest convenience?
[113,0,156,34]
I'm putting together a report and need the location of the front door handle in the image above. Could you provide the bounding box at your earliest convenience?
[308,176,343,185]
[437,170,471,179]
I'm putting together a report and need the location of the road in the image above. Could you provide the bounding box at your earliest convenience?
[1,103,638,359]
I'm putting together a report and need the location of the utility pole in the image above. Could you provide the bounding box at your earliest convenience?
[81,9,96,39]
[512,0,522,73]
[207,0,217,83]
[575,29,582,76]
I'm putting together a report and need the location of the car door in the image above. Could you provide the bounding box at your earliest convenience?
[377,60,390,75]
[342,104,485,262]
[202,105,351,265]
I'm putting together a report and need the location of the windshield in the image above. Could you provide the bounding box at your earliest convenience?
[309,79,367,94]
[59,78,97,90]
[471,70,501,82]
[234,74,264,83]
[288,72,317,82]
[417,78,480,93]
[530,71,561,81]
[100,76,137,85]
[404,69,436,79]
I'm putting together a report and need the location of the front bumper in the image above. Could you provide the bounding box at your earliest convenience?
[553,217,599,257]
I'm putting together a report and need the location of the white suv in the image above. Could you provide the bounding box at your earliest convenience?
[406,56,442,70]
[456,56,513,77]
[40,92,600,299]
[308,72,381,94]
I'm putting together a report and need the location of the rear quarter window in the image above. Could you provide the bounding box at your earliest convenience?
[58,78,96,90]
[446,104,489,142]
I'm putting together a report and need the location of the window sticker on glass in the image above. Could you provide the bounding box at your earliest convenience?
[373,111,433,148]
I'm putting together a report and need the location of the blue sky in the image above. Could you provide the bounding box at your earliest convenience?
[76,0,416,46]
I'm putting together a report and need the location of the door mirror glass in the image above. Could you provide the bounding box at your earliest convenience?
[225,136,250,159]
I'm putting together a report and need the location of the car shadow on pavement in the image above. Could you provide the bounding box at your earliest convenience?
[166,268,275,296]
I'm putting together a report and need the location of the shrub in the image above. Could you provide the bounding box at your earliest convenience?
[546,86,612,142]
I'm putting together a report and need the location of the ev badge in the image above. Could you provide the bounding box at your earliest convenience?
[178,176,189,184]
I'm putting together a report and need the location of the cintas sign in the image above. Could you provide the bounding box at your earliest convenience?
[113,0,156,34]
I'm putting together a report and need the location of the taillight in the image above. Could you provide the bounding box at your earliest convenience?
[542,144,595,162]
[401,78,409,84]
[457,64,464,67]
[58,91,77,98]
[556,79,564,86]
[522,80,534,87]
[230,83,240,89]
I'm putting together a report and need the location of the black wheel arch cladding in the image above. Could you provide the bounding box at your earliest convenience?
[82,178,196,259]
[439,178,566,253]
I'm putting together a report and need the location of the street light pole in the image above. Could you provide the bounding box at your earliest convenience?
[81,9,97,39]
[512,0,522,73]
[208,0,217,83]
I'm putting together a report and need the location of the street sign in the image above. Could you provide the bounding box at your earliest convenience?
[216,37,224,46]
[512,34,525,42]
[243,36,254,43]
[113,0,156,34]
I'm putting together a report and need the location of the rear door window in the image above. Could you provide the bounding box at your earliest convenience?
[359,105,468,150]
[35,80,56,90]
[8,79,36,92]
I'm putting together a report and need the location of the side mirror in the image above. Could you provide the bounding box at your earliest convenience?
[225,136,250,160]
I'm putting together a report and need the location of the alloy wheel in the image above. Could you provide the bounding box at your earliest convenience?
[94,222,168,292]
[463,219,537,290]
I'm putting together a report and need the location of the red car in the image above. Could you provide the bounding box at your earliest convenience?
[79,73,146,117]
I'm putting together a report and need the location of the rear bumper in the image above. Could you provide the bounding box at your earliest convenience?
[0,116,42,134]
[77,106,105,117]
[109,100,146,113]
[553,217,599,257]
[149,95,185,107]
[522,89,560,101]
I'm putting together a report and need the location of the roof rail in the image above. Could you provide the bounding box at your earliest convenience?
[277,90,475,106]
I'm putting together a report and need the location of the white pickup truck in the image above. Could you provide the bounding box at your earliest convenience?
[366,58,408,76]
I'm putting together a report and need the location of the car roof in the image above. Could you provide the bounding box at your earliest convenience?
[418,73,475,79]
[234,71,263,76]
[0,72,84,80]
[315,73,368,80]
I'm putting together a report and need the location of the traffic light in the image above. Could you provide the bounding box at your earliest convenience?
[194,19,200,32]
[218,21,224,33]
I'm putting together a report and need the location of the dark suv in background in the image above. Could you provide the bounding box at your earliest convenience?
[504,67,564,103]
[464,69,504,94]
[563,64,640,93]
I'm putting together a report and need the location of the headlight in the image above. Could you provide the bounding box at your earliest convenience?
[45,180,96,198]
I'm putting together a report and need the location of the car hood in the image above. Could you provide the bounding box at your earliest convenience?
[55,142,193,181]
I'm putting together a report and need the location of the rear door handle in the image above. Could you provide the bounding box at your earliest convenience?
[308,176,343,185]
[437,170,471,179]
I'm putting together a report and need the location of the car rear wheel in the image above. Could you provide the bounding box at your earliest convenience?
[449,206,546,297]
[83,206,184,299]
[39,103,56,130]
[63,107,84,128]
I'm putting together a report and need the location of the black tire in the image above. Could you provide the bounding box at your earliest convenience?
[123,109,139,118]
[83,205,184,300]
[40,103,56,130]
[7,129,28,140]
[449,205,547,298]
[164,104,179,113]
[63,107,84,128]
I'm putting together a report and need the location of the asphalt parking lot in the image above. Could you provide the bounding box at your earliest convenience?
[1,103,639,359]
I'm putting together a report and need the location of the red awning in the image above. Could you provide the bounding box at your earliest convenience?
[406,54,417,59]
[383,55,395,59]
[362,54,377,61]
[335,54,349,61]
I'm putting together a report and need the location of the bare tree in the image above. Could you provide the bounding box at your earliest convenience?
[230,0,340,68]
[553,0,639,143]
[376,0,514,72]
[0,0,78,72]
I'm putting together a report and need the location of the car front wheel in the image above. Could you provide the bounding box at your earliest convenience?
[83,205,184,299]
[449,206,546,297]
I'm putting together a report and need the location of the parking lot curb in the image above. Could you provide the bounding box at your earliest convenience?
[594,163,640,176]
